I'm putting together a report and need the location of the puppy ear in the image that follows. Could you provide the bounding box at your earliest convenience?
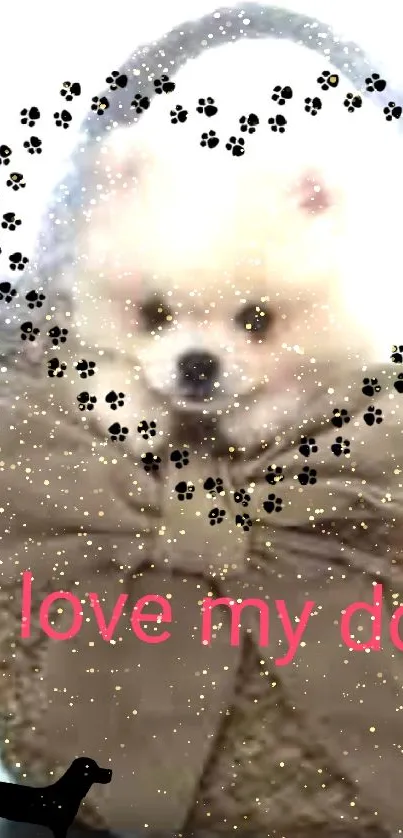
[101,124,155,182]
[295,169,333,214]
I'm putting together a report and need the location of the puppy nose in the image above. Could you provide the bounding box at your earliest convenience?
[178,351,219,389]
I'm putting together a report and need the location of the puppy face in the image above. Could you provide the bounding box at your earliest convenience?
[74,140,370,426]
[70,39,402,443]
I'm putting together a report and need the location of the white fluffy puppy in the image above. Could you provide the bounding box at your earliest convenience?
[70,38,403,453]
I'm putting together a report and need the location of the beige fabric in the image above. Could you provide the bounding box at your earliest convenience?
[0,347,402,835]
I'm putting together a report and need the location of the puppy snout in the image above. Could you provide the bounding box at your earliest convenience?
[178,351,220,396]
[98,767,113,784]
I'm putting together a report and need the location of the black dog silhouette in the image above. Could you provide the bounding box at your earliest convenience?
[0,757,112,838]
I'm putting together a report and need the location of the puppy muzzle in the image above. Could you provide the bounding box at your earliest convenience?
[97,767,113,784]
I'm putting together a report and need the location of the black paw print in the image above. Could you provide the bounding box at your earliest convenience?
[170,105,188,124]
[225,136,245,157]
[53,110,72,129]
[384,101,402,121]
[304,96,322,115]
[109,423,129,443]
[299,436,318,457]
[48,326,68,345]
[196,97,218,117]
[105,390,125,410]
[141,452,161,472]
[271,85,293,105]
[25,290,46,309]
[268,114,287,133]
[394,373,403,394]
[200,130,220,148]
[77,391,97,411]
[208,508,226,526]
[106,71,128,90]
[137,419,157,439]
[391,345,403,363]
[75,359,96,378]
[235,513,253,532]
[6,172,25,190]
[91,96,110,115]
[0,145,12,166]
[175,481,195,501]
[9,252,29,271]
[20,107,40,127]
[60,81,81,101]
[0,282,17,303]
[317,71,339,91]
[298,466,317,486]
[204,477,225,497]
[343,93,362,112]
[331,408,351,428]
[331,436,350,457]
[234,488,251,507]
[365,73,386,93]
[47,358,67,378]
[170,449,190,469]
[265,465,284,485]
[2,212,22,231]
[362,377,381,396]
[20,322,40,342]
[263,494,283,514]
[130,94,150,114]
[239,113,259,133]
[154,75,175,94]
[23,136,42,154]
[363,406,383,426]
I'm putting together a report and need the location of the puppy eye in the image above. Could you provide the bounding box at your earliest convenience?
[140,299,172,330]
[236,303,272,335]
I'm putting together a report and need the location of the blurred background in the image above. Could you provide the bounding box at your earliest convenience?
[0,0,403,268]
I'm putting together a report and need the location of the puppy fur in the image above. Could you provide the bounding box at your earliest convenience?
[57,38,403,453]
